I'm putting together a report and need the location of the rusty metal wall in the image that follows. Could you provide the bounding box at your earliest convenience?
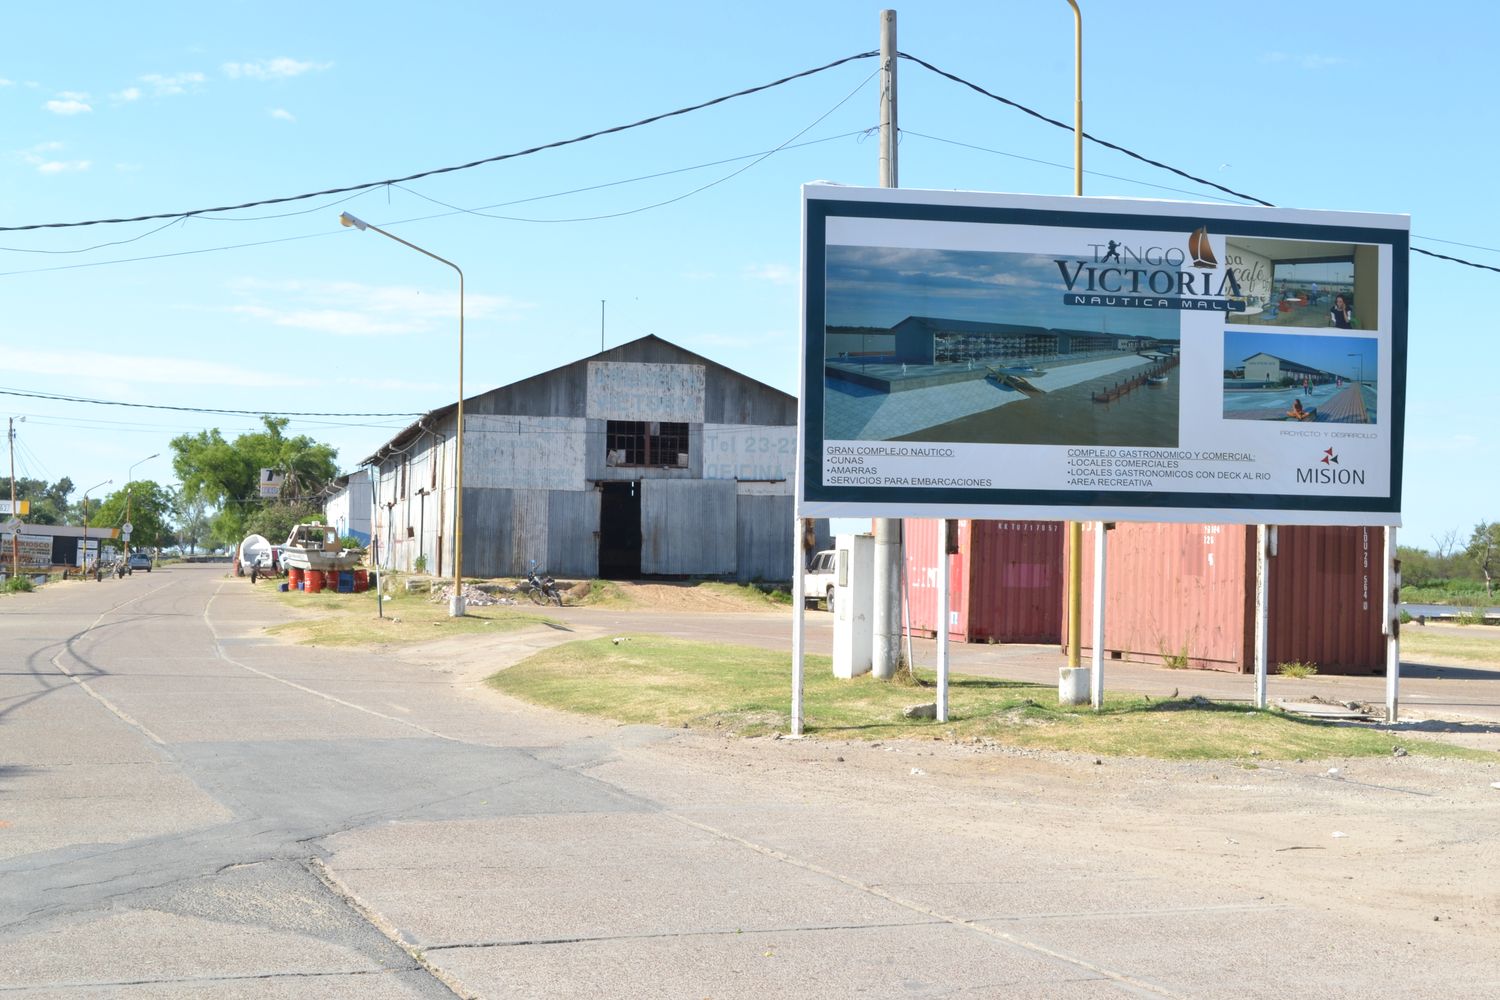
[904,520,968,642]
[1267,525,1385,675]
[904,519,1065,644]
[1075,522,1252,672]
[1073,523,1384,674]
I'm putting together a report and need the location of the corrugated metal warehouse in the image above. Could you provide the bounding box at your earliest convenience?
[361,335,817,581]
[1068,522,1386,675]
[903,519,1065,644]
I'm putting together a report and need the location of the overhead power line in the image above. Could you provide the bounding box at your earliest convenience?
[0,387,425,418]
[2,47,1492,276]
[0,51,879,233]
[900,51,1497,275]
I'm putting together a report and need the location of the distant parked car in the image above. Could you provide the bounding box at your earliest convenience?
[128,552,153,573]
[803,549,838,612]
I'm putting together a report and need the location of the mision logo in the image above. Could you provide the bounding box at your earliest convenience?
[1297,448,1365,486]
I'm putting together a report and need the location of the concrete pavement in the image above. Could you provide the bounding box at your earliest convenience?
[2,564,1498,998]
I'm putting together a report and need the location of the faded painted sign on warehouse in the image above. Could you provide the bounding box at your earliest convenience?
[798,185,1408,526]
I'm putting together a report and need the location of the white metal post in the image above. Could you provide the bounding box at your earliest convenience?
[1384,526,1400,722]
[1254,524,1269,709]
[792,517,806,736]
[1090,521,1106,710]
[937,520,950,722]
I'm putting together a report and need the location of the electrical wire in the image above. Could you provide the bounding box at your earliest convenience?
[900,130,1247,205]
[898,51,1273,207]
[0,130,868,278]
[0,51,879,233]
[390,67,878,224]
[0,387,424,418]
[900,51,1498,275]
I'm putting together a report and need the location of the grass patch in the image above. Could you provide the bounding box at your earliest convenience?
[568,580,632,607]
[3,575,35,593]
[488,636,1493,761]
[1454,602,1492,626]
[259,584,558,646]
[1400,627,1500,666]
[696,581,793,607]
[1277,661,1319,679]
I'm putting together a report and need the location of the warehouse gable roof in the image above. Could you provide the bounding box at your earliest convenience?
[360,335,793,466]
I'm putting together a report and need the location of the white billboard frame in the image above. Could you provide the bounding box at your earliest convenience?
[798,185,1408,527]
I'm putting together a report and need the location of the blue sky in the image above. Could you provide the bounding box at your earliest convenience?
[826,247,1181,337]
[3,2,1495,550]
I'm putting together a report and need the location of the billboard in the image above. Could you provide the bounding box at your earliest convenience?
[798,186,1408,526]
[259,469,285,499]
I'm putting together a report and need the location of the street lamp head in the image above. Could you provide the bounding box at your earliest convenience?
[339,212,369,231]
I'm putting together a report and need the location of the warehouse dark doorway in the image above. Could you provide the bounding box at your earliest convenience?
[598,481,641,579]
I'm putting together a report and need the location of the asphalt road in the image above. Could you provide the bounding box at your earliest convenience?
[3,564,1498,998]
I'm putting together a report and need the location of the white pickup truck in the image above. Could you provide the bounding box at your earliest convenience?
[803,549,838,612]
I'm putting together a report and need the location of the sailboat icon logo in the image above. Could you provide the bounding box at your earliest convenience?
[1187,226,1217,269]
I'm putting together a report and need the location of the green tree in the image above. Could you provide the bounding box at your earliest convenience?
[173,493,213,554]
[1465,521,1500,597]
[242,501,325,547]
[91,481,175,551]
[171,416,339,543]
[0,476,73,524]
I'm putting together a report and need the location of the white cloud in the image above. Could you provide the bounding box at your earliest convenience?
[269,107,295,122]
[1261,51,1347,70]
[9,348,307,388]
[36,159,90,174]
[140,72,205,97]
[58,90,90,100]
[0,78,14,87]
[21,143,89,174]
[743,263,797,286]
[223,57,332,80]
[224,277,526,337]
[112,86,142,102]
[44,98,92,115]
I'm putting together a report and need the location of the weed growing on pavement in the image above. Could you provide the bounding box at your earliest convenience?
[1277,661,1319,679]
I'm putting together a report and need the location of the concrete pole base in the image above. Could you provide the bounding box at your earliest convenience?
[448,594,467,618]
[1059,665,1091,706]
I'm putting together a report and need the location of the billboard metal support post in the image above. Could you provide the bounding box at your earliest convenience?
[1090,522,1106,710]
[1384,526,1400,722]
[937,519,950,722]
[791,518,806,736]
[1254,525,1271,709]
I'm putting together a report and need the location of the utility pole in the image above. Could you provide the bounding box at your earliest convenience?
[1064,0,1086,690]
[871,8,901,680]
[8,417,17,577]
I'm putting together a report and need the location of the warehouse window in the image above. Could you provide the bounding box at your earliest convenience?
[606,420,690,467]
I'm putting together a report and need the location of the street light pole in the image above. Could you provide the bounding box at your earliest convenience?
[126,452,159,559]
[339,212,467,616]
[82,478,111,577]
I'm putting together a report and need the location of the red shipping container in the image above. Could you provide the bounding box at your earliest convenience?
[1068,523,1386,674]
[904,519,1064,645]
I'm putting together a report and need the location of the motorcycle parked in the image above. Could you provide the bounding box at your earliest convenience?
[525,561,564,606]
